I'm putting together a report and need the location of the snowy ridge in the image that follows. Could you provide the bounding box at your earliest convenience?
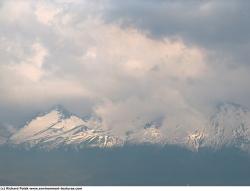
[9,106,123,150]
[206,102,250,151]
[128,119,166,145]
[187,130,205,151]
[4,103,250,151]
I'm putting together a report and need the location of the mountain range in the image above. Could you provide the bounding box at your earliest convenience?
[1,102,250,152]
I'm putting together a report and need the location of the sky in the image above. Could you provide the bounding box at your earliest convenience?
[0,0,250,136]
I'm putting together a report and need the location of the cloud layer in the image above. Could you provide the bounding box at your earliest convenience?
[0,0,249,137]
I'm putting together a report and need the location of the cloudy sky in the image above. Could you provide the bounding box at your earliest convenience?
[0,0,250,135]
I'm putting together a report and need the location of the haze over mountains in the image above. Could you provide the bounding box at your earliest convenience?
[0,0,250,155]
[1,102,250,152]
[0,0,250,186]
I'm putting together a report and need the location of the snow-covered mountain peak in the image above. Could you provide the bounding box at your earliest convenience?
[45,105,74,119]
[187,130,205,151]
[144,117,164,129]
[5,102,250,152]
[8,106,123,149]
[207,102,250,150]
[9,107,86,145]
[216,102,248,114]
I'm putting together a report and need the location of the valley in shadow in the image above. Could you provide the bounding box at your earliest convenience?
[1,145,250,186]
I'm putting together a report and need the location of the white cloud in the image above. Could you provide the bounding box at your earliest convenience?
[35,2,60,25]
[0,1,32,23]
[0,0,249,140]
[8,42,48,82]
